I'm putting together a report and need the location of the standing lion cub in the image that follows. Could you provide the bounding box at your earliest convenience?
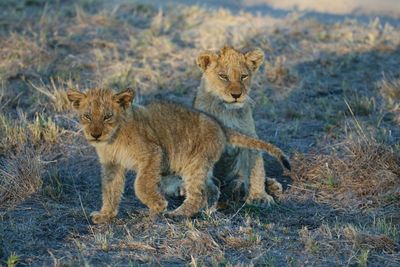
[67,87,290,223]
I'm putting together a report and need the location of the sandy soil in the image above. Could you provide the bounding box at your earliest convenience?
[136,0,400,18]
[250,0,400,17]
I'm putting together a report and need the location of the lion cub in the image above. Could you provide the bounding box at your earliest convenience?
[67,87,289,223]
[194,46,288,206]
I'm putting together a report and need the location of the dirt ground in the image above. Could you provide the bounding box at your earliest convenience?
[0,0,399,266]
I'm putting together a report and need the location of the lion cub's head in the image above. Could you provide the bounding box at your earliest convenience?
[67,88,134,144]
[197,46,264,108]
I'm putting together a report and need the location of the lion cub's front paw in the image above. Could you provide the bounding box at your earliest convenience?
[90,211,115,224]
[166,205,196,218]
[246,192,275,207]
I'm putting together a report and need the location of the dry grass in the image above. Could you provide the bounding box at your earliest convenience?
[344,225,398,253]
[0,112,62,153]
[0,115,29,153]
[0,148,42,208]
[380,75,400,105]
[265,56,299,89]
[28,77,74,112]
[0,33,53,81]
[291,129,400,210]
[379,74,400,123]
[178,230,222,259]
[0,0,399,265]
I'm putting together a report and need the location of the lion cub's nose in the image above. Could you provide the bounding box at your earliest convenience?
[91,132,102,139]
[231,93,242,100]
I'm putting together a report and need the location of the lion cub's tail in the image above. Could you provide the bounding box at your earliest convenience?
[225,129,291,171]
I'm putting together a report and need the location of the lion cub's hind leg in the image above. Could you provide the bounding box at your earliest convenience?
[266,177,283,197]
[204,173,220,210]
[161,173,220,211]
[168,166,209,217]
[246,155,275,207]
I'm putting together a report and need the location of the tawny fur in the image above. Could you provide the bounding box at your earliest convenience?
[167,46,289,207]
[194,46,291,206]
[67,87,289,224]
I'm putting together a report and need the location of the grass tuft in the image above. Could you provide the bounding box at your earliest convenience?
[299,227,320,254]
[0,148,42,208]
[356,248,370,267]
[179,230,222,259]
[379,75,400,107]
[374,218,399,242]
[344,225,398,253]
[291,126,400,210]
[265,56,298,88]
[28,77,74,112]
[5,252,20,267]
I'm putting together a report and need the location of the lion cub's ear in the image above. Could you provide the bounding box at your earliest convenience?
[67,89,86,109]
[245,48,264,72]
[196,51,217,71]
[113,88,135,109]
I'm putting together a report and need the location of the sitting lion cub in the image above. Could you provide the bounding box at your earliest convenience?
[67,87,290,223]
[166,47,291,207]
[194,46,288,206]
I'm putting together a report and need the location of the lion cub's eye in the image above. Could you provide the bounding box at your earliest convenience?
[83,113,91,121]
[241,74,249,81]
[104,113,113,121]
[218,73,229,81]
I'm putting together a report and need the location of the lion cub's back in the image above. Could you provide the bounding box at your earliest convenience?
[146,101,226,163]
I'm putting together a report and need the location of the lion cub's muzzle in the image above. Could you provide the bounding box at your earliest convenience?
[227,83,245,103]
[90,131,102,140]
[231,92,242,100]
[87,126,105,142]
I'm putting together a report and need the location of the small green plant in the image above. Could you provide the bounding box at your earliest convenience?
[283,227,289,235]
[6,252,20,267]
[374,218,399,242]
[94,233,109,251]
[346,96,375,116]
[241,204,265,217]
[310,243,320,254]
[29,114,60,145]
[248,233,261,245]
[43,169,64,201]
[356,249,370,267]
[326,174,337,188]
[316,30,329,41]
[264,256,276,267]
[383,193,400,202]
